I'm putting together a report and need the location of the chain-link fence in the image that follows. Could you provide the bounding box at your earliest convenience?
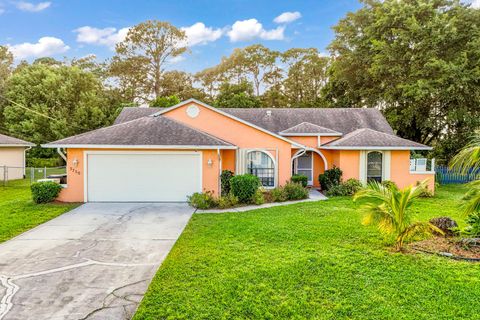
[0,166,66,186]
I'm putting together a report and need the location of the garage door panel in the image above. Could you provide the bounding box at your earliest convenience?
[87,153,201,202]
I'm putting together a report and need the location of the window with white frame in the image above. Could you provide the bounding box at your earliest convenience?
[367,151,383,182]
[247,151,275,187]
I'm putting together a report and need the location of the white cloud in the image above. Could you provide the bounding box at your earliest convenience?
[8,36,69,59]
[0,7,4,15]
[471,0,480,8]
[273,11,302,24]
[227,19,285,42]
[16,1,51,12]
[181,22,223,46]
[74,26,130,49]
[168,55,186,64]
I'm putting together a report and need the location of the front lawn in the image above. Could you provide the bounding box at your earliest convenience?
[134,184,480,320]
[0,179,78,243]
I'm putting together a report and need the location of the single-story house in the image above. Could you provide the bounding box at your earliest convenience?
[43,99,435,202]
[0,133,34,180]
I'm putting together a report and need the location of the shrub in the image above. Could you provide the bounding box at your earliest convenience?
[187,191,216,209]
[416,181,434,197]
[283,182,309,201]
[464,213,480,237]
[270,187,287,202]
[252,189,265,205]
[318,166,342,191]
[217,193,239,209]
[220,170,234,195]
[327,178,363,197]
[27,157,63,168]
[31,181,62,203]
[291,174,308,187]
[230,174,260,203]
[429,217,459,237]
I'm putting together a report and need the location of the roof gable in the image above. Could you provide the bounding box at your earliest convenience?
[44,115,235,148]
[156,99,304,147]
[279,122,342,136]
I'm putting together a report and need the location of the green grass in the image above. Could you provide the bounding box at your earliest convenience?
[134,184,480,320]
[0,179,78,243]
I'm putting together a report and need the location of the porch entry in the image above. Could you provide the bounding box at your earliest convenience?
[293,151,313,185]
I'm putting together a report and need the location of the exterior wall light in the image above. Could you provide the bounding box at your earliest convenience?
[207,159,213,167]
[72,158,79,168]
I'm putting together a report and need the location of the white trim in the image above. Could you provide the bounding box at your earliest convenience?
[321,146,432,151]
[152,98,305,148]
[383,151,391,181]
[42,144,237,150]
[359,150,367,184]
[280,133,342,137]
[83,150,203,202]
[409,171,435,175]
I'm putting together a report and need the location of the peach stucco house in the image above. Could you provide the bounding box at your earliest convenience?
[0,133,34,181]
[43,99,435,202]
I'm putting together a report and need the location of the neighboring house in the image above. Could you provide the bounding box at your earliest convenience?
[0,133,34,181]
[43,99,435,202]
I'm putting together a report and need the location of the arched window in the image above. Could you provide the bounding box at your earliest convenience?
[247,151,275,187]
[367,151,383,182]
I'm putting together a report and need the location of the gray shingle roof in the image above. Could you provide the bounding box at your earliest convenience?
[279,122,342,136]
[114,107,162,125]
[0,133,34,146]
[44,115,234,147]
[321,128,431,150]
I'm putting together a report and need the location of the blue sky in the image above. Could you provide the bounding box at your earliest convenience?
[6,0,475,73]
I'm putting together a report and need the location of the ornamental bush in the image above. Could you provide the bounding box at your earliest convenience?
[220,170,234,195]
[187,191,216,209]
[291,174,308,187]
[318,166,342,191]
[31,181,62,203]
[217,193,239,209]
[327,178,363,197]
[270,187,288,202]
[283,182,309,201]
[230,174,260,203]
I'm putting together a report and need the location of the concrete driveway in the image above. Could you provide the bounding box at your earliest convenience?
[0,203,194,320]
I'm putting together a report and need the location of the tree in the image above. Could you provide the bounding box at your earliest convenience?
[327,0,480,160]
[0,46,13,93]
[2,63,118,144]
[150,95,180,108]
[157,70,205,101]
[110,20,187,102]
[354,180,442,250]
[281,48,329,107]
[214,81,261,108]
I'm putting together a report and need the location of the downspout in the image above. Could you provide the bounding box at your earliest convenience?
[57,148,67,163]
[23,146,32,176]
[217,148,222,196]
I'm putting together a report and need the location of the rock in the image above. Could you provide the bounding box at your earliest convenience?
[429,217,459,237]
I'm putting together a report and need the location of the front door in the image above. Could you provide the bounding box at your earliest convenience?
[295,151,313,185]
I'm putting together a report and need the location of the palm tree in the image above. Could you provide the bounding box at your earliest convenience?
[353,180,442,251]
[450,130,480,216]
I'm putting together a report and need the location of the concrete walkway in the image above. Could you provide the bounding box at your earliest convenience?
[197,189,327,214]
[0,203,194,320]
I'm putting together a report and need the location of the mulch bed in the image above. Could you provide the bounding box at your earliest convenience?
[409,237,480,261]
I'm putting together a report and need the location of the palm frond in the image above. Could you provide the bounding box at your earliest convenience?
[462,180,480,216]
[450,130,480,174]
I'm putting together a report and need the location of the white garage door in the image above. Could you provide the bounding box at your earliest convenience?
[86,152,202,202]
